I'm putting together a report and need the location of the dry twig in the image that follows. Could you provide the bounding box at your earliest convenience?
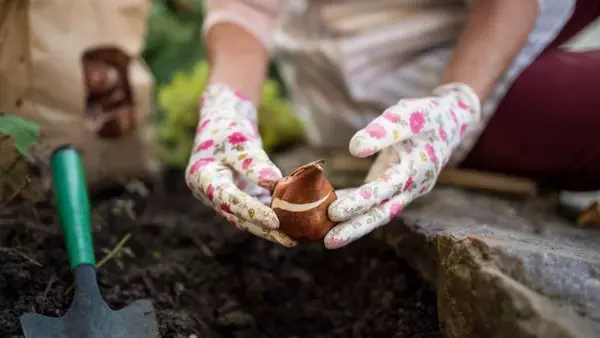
[39,275,56,313]
[0,246,42,266]
[0,176,31,210]
[64,233,132,295]
[96,233,132,269]
[578,202,600,227]
[0,218,59,235]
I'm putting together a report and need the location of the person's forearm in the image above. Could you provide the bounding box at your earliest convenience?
[206,23,270,106]
[440,0,539,100]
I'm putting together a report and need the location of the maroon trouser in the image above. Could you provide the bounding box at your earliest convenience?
[461,0,600,191]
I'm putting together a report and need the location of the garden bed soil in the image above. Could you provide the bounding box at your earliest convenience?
[0,171,440,338]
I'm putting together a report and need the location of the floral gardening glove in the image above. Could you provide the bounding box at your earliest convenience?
[325,83,481,249]
[186,84,297,247]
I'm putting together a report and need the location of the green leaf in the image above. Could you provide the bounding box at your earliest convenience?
[0,114,40,155]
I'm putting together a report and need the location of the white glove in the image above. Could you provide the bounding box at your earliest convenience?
[186,84,297,247]
[325,83,481,249]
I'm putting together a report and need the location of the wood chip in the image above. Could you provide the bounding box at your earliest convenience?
[577,202,600,227]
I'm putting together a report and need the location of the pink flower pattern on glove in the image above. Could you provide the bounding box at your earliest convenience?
[186,84,297,248]
[409,112,426,133]
[365,123,387,139]
[324,83,481,249]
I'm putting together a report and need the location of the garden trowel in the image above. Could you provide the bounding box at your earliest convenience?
[19,145,158,338]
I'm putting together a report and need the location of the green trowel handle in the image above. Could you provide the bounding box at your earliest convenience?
[51,145,96,269]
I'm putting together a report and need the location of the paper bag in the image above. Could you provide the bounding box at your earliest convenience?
[0,0,161,190]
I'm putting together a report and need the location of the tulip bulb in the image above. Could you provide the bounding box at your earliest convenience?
[271,159,338,242]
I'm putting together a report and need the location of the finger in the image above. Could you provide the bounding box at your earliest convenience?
[239,181,272,205]
[334,188,358,199]
[208,166,280,230]
[224,147,283,190]
[334,129,446,223]
[256,194,272,206]
[186,155,219,204]
[349,98,444,157]
[324,193,412,249]
[328,148,417,223]
[232,175,272,205]
[216,208,297,247]
[242,183,272,205]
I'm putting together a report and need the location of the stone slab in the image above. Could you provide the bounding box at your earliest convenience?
[380,188,600,338]
[273,146,600,338]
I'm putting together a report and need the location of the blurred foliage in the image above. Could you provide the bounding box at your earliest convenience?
[143,0,286,89]
[156,60,304,167]
[142,0,207,86]
[144,0,304,168]
[0,113,40,156]
[0,111,41,205]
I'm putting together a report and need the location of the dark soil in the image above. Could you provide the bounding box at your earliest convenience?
[0,171,441,338]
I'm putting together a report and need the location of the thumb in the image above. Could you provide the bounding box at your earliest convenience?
[225,148,283,190]
[349,118,398,158]
[350,97,439,157]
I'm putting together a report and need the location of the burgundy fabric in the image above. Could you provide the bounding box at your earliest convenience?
[461,0,600,191]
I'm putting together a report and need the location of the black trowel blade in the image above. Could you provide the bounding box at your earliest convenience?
[19,265,158,338]
[20,299,158,338]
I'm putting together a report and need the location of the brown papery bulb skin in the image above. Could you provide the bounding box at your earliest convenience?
[270,159,338,242]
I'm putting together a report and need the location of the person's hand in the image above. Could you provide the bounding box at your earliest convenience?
[325,83,481,249]
[185,84,297,247]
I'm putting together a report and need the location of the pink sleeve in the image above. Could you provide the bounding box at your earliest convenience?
[203,0,284,51]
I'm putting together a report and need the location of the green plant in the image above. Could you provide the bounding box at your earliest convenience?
[0,112,41,205]
[156,60,305,167]
[142,0,287,95]
[142,0,206,86]
[0,113,40,156]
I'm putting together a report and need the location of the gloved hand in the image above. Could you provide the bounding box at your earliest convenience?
[325,83,481,249]
[185,84,297,247]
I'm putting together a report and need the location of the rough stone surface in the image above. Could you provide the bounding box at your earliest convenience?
[273,146,600,338]
[382,188,600,338]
